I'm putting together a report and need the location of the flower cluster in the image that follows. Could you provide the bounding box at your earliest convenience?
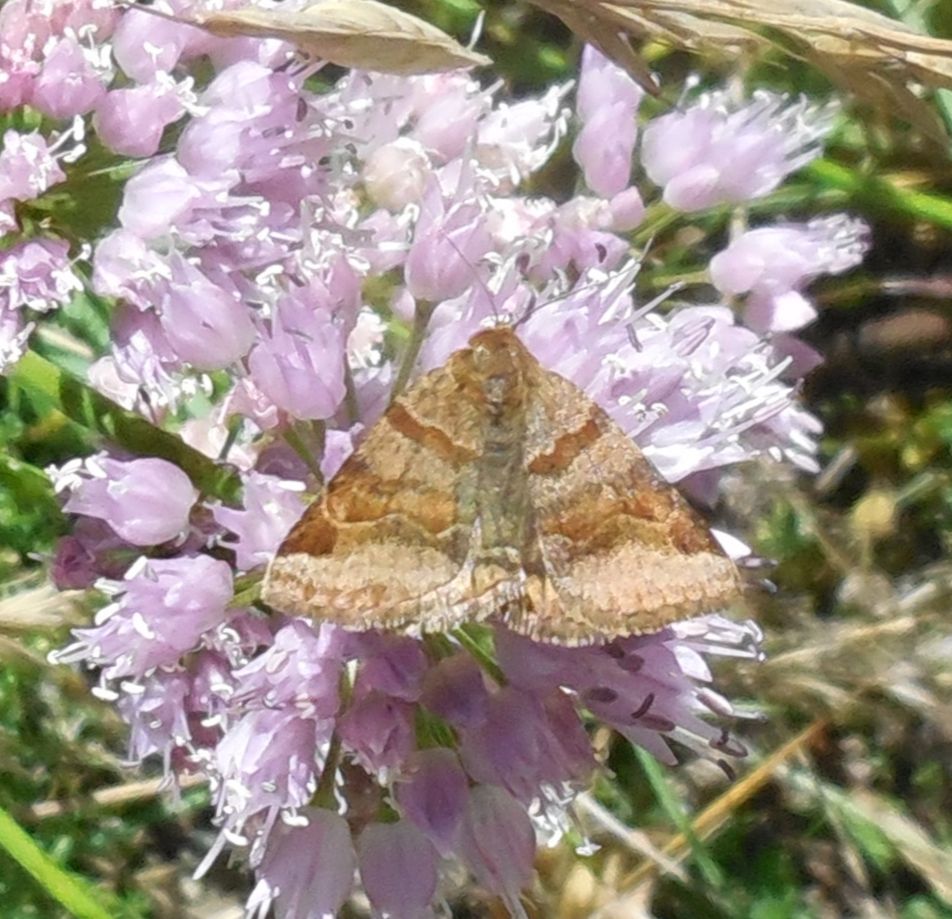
[2,4,870,916]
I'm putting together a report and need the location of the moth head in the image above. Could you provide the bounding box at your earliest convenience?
[464,327,532,408]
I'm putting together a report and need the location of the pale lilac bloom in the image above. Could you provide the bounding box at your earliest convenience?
[94,80,185,157]
[405,176,494,302]
[0,308,32,372]
[159,257,256,369]
[0,0,45,111]
[642,91,835,211]
[358,821,439,919]
[458,786,536,919]
[110,5,194,84]
[27,20,871,916]
[117,157,236,242]
[212,472,306,572]
[338,692,416,774]
[58,454,197,545]
[411,73,489,162]
[0,129,67,202]
[0,0,115,113]
[30,37,107,118]
[362,137,432,210]
[51,516,133,589]
[476,83,571,185]
[420,652,491,730]
[92,229,171,309]
[211,707,322,833]
[349,632,428,702]
[247,275,354,422]
[394,749,469,852]
[710,215,869,332]
[0,238,81,312]
[117,668,192,767]
[55,554,233,680]
[230,620,342,716]
[247,809,356,919]
[86,355,148,409]
[458,686,594,803]
[573,45,643,197]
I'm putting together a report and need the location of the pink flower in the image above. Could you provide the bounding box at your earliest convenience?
[95,82,184,157]
[56,554,233,680]
[59,454,197,546]
[405,177,493,302]
[0,238,81,312]
[231,620,343,718]
[394,749,469,852]
[338,692,416,774]
[248,808,356,919]
[642,92,835,211]
[710,215,869,332]
[92,229,170,308]
[159,258,256,369]
[51,517,134,589]
[30,37,106,119]
[212,472,306,572]
[117,157,238,242]
[0,130,67,201]
[362,137,432,210]
[247,279,352,422]
[358,821,439,919]
[31,29,870,915]
[110,6,193,84]
[458,786,536,918]
[118,669,192,766]
[573,45,642,197]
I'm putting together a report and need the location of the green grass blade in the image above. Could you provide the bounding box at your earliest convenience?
[634,746,725,889]
[5,350,242,503]
[0,804,117,919]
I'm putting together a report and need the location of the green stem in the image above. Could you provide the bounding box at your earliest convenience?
[805,158,952,229]
[283,421,324,484]
[6,350,242,504]
[451,623,505,684]
[389,300,435,403]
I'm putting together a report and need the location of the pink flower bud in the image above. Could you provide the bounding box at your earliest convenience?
[394,749,468,852]
[358,821,439,919]
[458,786,535,917]
[30,38,105,119]
[95,82,184,157]
[363,137,431,210]
[249,808,356,919]
[159,259,255,369]
[62,455,197,546]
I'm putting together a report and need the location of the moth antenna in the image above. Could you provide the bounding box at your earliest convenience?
[511,288,538,329]
[433,219,503,323]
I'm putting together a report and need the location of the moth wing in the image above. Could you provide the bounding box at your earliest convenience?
[263,356,493,632]
[516,366,742,644]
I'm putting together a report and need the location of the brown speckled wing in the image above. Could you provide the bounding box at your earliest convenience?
[262,354,496,632]
[511,363,741,644]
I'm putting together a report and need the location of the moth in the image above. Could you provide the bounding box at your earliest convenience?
[263,326,742,645]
